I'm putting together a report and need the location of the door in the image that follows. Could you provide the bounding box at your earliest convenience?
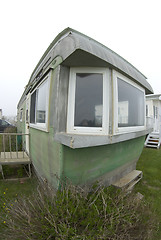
[153,106,158,132]
[25,94,30,154]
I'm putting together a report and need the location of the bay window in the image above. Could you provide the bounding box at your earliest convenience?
[67,68,145,136]
[113,71,145,133]
[67,68,109,134]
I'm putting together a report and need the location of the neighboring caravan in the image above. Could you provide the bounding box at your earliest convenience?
[145,94,161,148]
[146,94,161,132]
[17,28,153,188]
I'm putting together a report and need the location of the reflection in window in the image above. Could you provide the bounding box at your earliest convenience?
[30,77,48,126]
[74,73,103,127]
[30,91,36,123]
[36,82,47,123]
[118,78,144,127]
[153,106,158,119]
[118,101,128,125]
[146,105,148,117]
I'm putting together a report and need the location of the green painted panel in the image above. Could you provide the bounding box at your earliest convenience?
[62,136,145,185]
[29,127,61,188]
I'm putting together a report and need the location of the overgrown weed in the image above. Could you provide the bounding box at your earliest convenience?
[0,180,157,240]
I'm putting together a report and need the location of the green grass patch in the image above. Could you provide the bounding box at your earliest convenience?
[135,147,161,239]
[0,178,38,239]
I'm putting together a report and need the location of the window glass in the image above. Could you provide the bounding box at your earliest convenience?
[19,108,23,122]
[30,75,49,130]
[154,106,158,119]
[26,109,28,122]
[146,105,148,117]
[118,78,144,127]
[36,81,48,123]
[156,107,158,118]
[30,91,36,123]
[74,73,103,127]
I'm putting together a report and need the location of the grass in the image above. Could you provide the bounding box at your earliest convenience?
[134,147,161,239]
[0,178,37,199]
[0,143,161,239]
[0,180,155,240]
[0,178,38,239]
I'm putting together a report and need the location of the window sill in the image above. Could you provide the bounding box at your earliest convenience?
[54,128,152,149]
[29,124,49,132]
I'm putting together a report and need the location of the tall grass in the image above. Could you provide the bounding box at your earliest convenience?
[0,180,156,240]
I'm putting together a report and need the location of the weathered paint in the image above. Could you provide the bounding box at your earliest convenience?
[16,103,26,134]
[29,127,62,188]
[62,136,145,185]
[28,125,145,188]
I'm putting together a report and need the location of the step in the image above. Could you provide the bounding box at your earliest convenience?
[149,135,159,138]
[149,138,159,141]
[126,177,142,192]
[147,138,159,141]
[146,144,158,148]
[151,131,159,135]
[0,152,30,164]
[112,170,142,189]
[149,137,159,140]
[148,141,159,145]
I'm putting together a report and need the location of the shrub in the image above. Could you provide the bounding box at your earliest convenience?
[0,181,156,240]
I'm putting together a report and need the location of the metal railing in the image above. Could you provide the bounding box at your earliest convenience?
[0,133,29,159]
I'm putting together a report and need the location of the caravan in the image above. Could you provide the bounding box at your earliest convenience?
[17,28,153,188]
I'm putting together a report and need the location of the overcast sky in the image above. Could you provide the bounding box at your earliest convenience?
[0,0,161,116]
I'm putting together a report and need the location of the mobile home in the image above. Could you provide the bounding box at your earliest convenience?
[17,28,153,188]
[145,94,161,148]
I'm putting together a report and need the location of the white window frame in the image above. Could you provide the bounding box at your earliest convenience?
[29,72,50,132]
[67,67,110,135]
[113,70,146,134]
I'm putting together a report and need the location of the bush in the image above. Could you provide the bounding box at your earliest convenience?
[0,181,156,240]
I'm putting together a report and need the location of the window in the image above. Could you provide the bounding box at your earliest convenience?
[26,109,28,122]
[156,107,158,119]
[19,109,23,122]
[146,105,148,117]
[30,92,36,123]
[153,106,158,119]
[113,71,145,133]
[30,74,50,131]
[67,68,109,134]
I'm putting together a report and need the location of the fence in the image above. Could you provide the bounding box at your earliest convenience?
[0,133,31,179]
[0,133,29,159]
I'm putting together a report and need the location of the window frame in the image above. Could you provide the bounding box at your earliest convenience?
[29,73,50,132]
[113,70,146,134]
[67,67,110,135]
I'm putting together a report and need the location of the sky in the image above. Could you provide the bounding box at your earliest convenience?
[0,0,161,116]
